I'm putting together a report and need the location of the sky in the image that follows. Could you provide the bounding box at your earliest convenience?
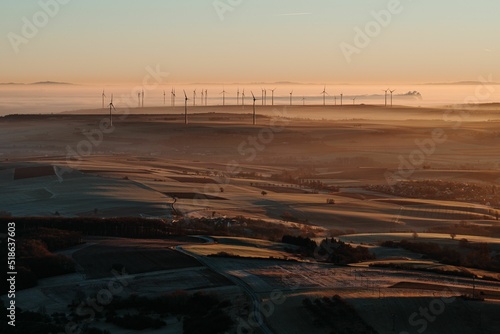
[1,0,499,85]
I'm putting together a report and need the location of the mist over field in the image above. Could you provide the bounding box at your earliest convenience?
[2,1,500,333]
[1,83,499,116]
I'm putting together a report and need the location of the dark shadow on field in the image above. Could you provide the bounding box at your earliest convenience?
[350,295,500,334]
[253,199,309,222]
[73,243,201,279]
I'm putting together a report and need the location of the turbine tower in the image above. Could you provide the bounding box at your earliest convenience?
[141,89,144,108]
[163,90,166,105]
[340,93,343,106]
[137,92,141,108]
[220,88,227,106]
[242,89,245,106]
[171,88,176,107]
[102,90,106,109]
[352,97,356,105]
[193,89,197,106]
[390,89,396,107]
[321,86,329,106]
[302,97,306,106]
[383,88,389,107]
[270,88,276,106]
[108,94,116,128]
[290,91,293,106]
[183,90,189,125]
[205,89,208,106]
[201,89,204,106]
[237,88,240,105]
[251,91,259,125]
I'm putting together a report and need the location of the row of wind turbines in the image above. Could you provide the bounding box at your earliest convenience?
[100,86,398,127]
[100,88,265,126]
[164,88,270,107]
[102,87,398,109]
[182,89,259,125]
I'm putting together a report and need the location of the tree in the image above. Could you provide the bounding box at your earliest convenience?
[459,238,469,248]
[412,231,418,240]
[261,191,267,196]
[281,212,295,222]
[450,233,457,240]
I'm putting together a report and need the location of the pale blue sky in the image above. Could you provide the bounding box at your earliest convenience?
[1,0,499,84]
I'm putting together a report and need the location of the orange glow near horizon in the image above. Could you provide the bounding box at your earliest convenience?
[0,1,499,85]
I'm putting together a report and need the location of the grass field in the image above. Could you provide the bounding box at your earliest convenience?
[183,236,296,259]
[73,238,202,279]
[339,233,500,249]
[3,110,500,333]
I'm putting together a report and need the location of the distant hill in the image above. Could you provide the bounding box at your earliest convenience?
[424,81,500,85]
[189,81,306,86]
[30,81,73,85]
[0,81,74,86]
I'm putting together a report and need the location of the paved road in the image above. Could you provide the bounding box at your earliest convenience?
[176,237,275,334]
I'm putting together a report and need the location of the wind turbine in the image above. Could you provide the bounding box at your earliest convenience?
[205,89,208,106]
[340,93,343,106]
[251,91,259,125]
[334,96,337,105]
[108,94,116,128]
[220,88,227,106]
[302,97,306,106]
[171,88,176,107]
[383,88,389,107]
[193,89,197,106]
[264,89,267,106]
[183,90,189,125]
[201,89,204,106]
[261,88,265,106]
[270,88,276,106]
[352,97,356,105]
[390,89,396,107]
[137,92,141,108]
[141,89,144,108]
[290,91,293,106]
[237,88,240,105]
[163,90,166,105]
[321,86,329,106]
[242,89,245,106]
[102,90,106,109]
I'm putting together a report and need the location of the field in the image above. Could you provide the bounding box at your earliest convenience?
[339,233,500,249]
[72,238,203,279]
[3,106,500,333]
[183,236,297,259]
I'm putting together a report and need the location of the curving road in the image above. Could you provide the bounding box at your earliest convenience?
[176,237,275,334]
